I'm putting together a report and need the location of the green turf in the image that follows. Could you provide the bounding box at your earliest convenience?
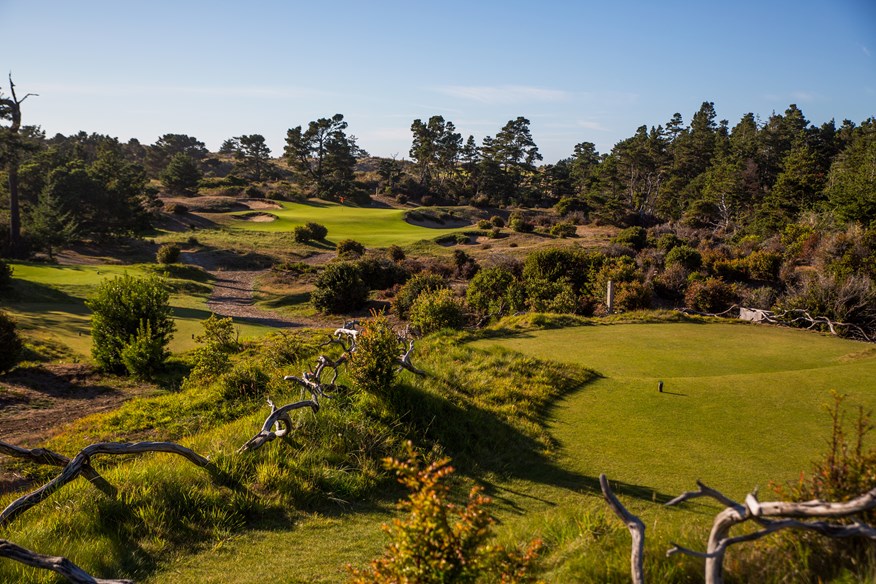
[471,322,876,498]
[224,200,468,247]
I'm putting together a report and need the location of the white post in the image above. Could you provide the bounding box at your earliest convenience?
[607,280,615,314]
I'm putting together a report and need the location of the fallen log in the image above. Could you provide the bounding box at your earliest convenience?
[0,539,133,584]
[238,398,320,452]
[0,441,116,498]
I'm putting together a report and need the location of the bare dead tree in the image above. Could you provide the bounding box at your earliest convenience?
[238,397,320,452]
[0,539,133,584]
[0,74,37,256]
[665,481,876,584]
[600,474,645,584]
[0,442,212,528]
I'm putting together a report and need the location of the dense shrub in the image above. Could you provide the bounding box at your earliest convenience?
[387,244,406,262]
[613,280,653,311]
[337,239,366,258]
[453,249,479,279]
[664,245,702,271]
[655,232,683,252]
[612,226,647,250]
[0,311,22,373]
[522,248,601,296]
[466,266,526,317]
[86,275,174,374]
[120,321,169,380]
[0,259,12,288]
[525,278,579,314]
[509,212,533,233]
[356,257,410,290]
[311,262,369,313]
[744,250,782,282]
[781,273,876,338]
[550,222,576,238]
[477,219,492,229]
[684,277,737,313]
[305,221,328,240]
[294,222,329,243]
[393,273,448,319]
[218,360,270,401]
[409,288,467,334]
[490,215,505,228]
[347,313,399,399]
[293,225,313,243]
[156,243,181,264]
[190,314,239,380]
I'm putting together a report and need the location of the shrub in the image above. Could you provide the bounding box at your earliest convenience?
[612,226,647,250]
[454,233,469,245]
[347,313,399,399]
[357,257,410,290]
[305,222,328,240]
[665,245,702,271]
[550,222,576,238]
[245,185,265,198]
[525,279,579,314]
[614,280,653,311]
[393,273,447,319]
[453,249,479,279]
[156,243,181,265]
[337,239,366,258]
[86,275,174,374]
[0,259,12,288]
[120,321,169,380]
[409,288,467,334]
[656,232,683,252]
[190,314,239,379]
[522,248,601,297]
[349,447,541,584]
[509,212,533,233]
[0,311,22,373]
[293,225,313,243]
[490,215,505,228]
[218,361,270,401]
[387,244,405,262]
[466,266,526,318]
[311,262,369,313]
[477,219,492,230]
[684,277,737,313]
[164,203,189,214]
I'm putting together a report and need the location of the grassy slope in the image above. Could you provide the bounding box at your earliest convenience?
[146,321,876,583]
[1,263,273,357]
[224,200,468,247]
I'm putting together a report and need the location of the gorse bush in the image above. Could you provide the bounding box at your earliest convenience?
[347,313,399,400]
[190,314,239,380]
[393,273,448,319]
[120,320,169,380]
[156,243,181,264]
[409,288,467,334]
[684,277,737,313]
[218,361,270,401]
[293,221,329,243]
[86,275,174,374]
[0,310,22,373]
[466,265,526,318]
[311,262,369,313]
[349,445,542,584]
[337,239,366,258]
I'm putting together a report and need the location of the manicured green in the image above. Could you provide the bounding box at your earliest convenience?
[226,200,468,247]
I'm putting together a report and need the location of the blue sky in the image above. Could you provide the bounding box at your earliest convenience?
[2,0,874,162]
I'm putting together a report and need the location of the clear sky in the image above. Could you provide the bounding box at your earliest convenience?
[2,0,874,163]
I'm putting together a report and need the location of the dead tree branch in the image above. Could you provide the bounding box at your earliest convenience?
[0,442,212,528]
[238,398,319,452]
[666,482,876,584]
[600,474,645,584]
[0,441,116,498]
[0,539,132,584]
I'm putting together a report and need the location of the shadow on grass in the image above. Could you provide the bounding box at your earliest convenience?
[390,380,675,506]
[259,291,310,309]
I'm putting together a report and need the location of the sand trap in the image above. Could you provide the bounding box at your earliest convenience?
[243,199,283,210]
[233,212,278,222]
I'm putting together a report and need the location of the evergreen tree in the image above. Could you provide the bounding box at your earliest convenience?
[160,152,202,195]
[27,186,77,259]
[826,123,876,225]
[234,134,272,181]
[284,114,358,198]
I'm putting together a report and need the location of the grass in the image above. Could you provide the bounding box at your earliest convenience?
[3,318,875,582]
[1,262,278,359]
[223,200,470,247]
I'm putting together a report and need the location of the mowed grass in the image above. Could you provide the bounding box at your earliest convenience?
[225,200,468,247]
[2,263,275,357]
[471,322,876,498]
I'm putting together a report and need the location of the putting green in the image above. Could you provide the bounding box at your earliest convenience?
[472,322,876,497]
[226,200,468,246]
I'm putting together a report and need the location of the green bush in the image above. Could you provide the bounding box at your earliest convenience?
[656,232,683,252]
[0,311,22,373]
[550,222,576,238]
[525,279,579,314]
[190,314,239,379]
[293,225,313,243]
[120,321,169,380]
[409,288,467,334]
[393,273,447,319]
[156,243,181,265]
[86,275,175,374]
[509,212,533,233]
[466,266,525,317]
[337,238,366,258]
[665,245,702,271]
[356,257,410,290]
[387,244,406,262]
[477,219,492,230]
[490,215,505,228]
[347,314,399,399]
[218,360,270,401]
[0,259,12,288]
[684,277,737,313]
[294,222,329,243]
[612,226,647,250]
[311,262,369,313]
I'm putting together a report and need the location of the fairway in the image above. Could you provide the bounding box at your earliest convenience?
[471,322,876,498]
[225,200,468,246]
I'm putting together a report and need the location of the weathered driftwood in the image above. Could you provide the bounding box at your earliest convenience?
[238,398,319,452]
[600,474,645,584]
[0,538,133,584]
[397,339,425,376]
[666,481,876,584]
[0,441,116,498]
[0,442,212,528]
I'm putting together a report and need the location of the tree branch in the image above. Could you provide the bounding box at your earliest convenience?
[0,539,133,584]
[600,474,645,584]
[0,441,116,498]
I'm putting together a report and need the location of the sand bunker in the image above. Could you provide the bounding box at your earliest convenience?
[233,212,278,222]
[243,199,283,210]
